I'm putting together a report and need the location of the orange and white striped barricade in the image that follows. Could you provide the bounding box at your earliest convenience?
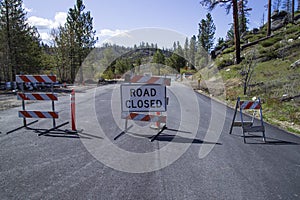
[114,75,171,142]
[7,75,68,135]
[229,97,266,143]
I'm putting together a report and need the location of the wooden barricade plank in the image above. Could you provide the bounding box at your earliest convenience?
[17,93,58,101]
[121,112,166,123]
[19,111,59,119]
[16,75,57,83]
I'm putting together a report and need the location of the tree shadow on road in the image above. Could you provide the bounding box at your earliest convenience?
[39,129,104,140]
[121,127,222,145]
[151,134,222,145]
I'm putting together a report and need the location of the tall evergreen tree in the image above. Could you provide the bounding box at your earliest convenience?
[152,49,165,65]
[152,49,165,75]
[198,13,216,53]
[165,52,186,72]
[184,37,189,60]
[238,0,251,34]
[51,25,72,82]
[200,0,241,64]
[173,41,177,51]
[0,0,42,82]
[175,41,184,57]
[189,35,197,68]
[66,0,97,82]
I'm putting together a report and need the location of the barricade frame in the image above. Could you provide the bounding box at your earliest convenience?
[7,75,68,135]
[229,97,266,143]
[114,75,170,142]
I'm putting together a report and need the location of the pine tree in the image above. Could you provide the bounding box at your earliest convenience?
[51,25,72,82]
[152,50,165,75]
[165,52,186,72]
[200,0,241,64]
[173,42,177,51]
[198,13,216,53]
[0,0,42,82]
[184,37,189,60]
[189,35,197,68]
[175,41,184,57]
[238,0,251,34]
[66,0,97,82]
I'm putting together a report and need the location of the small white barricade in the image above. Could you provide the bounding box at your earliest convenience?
[229,97,266,143]
[114,75,171,142]
[7,75,69,135]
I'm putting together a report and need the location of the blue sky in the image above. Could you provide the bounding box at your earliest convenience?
[24,0,271,47]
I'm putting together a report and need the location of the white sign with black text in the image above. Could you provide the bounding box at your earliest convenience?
[121,84,167,112]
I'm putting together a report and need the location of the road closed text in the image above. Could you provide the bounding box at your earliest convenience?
[121,84,166,112]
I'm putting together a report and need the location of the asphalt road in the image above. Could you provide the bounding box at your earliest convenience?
[0,82,300,200]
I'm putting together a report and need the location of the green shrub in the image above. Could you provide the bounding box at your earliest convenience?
[286,25,300,34]
[260,36,282,47]
[216,54,235,69]
[222,46,235,54]
[248,34,265,42]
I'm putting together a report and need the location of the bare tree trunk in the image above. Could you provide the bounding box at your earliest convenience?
[267,0,272,36]
[232,0,241,64]
[4,0,13,82]
[292,0,295,23]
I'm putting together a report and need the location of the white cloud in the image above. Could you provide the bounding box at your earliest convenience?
[53,12,68,28]
[27,16,53,29]
[96,29,129,46]
[98,29,128,38]
[27,12,67,30]
[27,12,67,44]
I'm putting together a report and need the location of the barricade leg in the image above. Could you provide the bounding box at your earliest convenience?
[6,82,39,134]
[229,100,239,134]
[6,120,38,134]
[38,121,69,136]
[150,124,167,142]
[114,119,133,140]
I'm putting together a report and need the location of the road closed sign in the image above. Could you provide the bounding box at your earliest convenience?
[121,84,167,112]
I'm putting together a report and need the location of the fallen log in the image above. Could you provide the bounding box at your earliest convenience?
[280,94,300,102]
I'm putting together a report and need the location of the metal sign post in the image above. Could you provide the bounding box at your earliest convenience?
[114,75,171,141]
[229,97,266,143]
